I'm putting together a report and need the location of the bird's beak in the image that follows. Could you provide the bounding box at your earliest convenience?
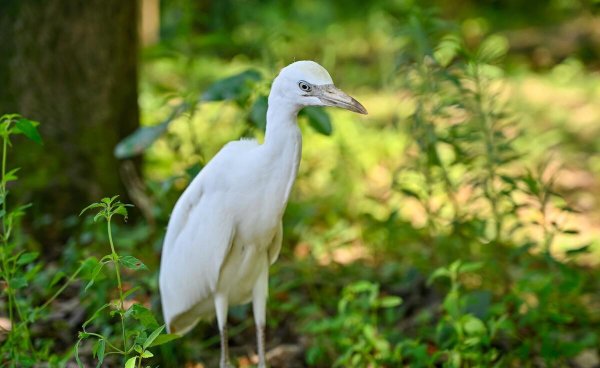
[317,85,368,115]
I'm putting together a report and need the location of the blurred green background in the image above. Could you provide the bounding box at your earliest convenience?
[1,0,599,367]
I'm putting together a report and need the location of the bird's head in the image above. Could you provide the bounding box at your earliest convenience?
[271,60,368,115]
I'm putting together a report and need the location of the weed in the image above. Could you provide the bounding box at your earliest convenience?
[76,196,178,367]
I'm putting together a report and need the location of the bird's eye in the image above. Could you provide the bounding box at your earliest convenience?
[298,81,311,93]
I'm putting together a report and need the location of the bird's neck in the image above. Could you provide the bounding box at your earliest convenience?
[263,95,303,206]
[264,95,302,152]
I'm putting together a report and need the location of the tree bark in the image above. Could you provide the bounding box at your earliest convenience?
[0,0,140,247]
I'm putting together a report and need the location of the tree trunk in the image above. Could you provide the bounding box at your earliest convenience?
[0,0,140,247]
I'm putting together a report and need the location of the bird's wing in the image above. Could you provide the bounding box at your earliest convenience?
[268,221,283,265]
[159,190,236,334]
[159,139,259,334]
[160,138,258,257]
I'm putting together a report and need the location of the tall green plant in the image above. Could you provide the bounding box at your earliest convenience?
[0,114,42,365]
[0,114,102,366]
[76,196,178,367]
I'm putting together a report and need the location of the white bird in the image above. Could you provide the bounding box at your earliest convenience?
[159,60,367,368]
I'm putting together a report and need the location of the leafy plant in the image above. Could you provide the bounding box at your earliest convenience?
[428,260,508,367]
[0,114,43,365]
[76,196,178,367]
[304,281,402,367]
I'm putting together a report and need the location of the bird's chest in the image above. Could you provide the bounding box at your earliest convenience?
[234,189,284,247]
[234,144,300,246]
[236,171,295,246]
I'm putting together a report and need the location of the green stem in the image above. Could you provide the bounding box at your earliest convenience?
[474,66,502,242]
[38,262,85,313]
[107,219,127,356]
[185,103,204,164]
[84,332,125,353]
[540,196,555,257]
[2,127,7,236]
[1,123,34,358]
[0,128,16,359]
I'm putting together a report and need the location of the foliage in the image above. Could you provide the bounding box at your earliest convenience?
[304,281,402,367]
[0,114,86,366]
[426,261,507,367]
[3,0,600,367]
[76,196,177,367]
[0,114,44,365]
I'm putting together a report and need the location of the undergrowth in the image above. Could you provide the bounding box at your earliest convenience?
[1,3,599,368]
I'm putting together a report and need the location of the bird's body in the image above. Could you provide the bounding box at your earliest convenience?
[159,61,366,367]
[160,131,300,333]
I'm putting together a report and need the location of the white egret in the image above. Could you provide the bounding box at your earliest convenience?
[159,60,367,368]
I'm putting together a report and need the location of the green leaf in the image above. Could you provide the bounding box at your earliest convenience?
[124,357,137,368]
[82,303,110,329]
[129,303,159,329]
[120,255,148,271]
[80,257,100,273]
[50,271,66,287]
[462,315,487,336]
[79,203,104,217]
[75,340,84,368]
[85,262,104,291]
[148,333,180,347]
[93,212,105,223]
[201,69,262,102]
[566,244,591,256]
[92,339,105,367]
[16,251,39,265]
[4,168,20,183]
[10,276,27,289]
[14,118,42,145]
[115,120,171,159]
[449,260,462,275]
[123,286,141,300]
[143,324,165,349]
[249,95,268,131]
[12,203,32,217]
[185,162,203,179]
[477,34,509,63]
[443,290,460,318]
[434,34,461,67]
[135,333,148,347]
[301,107,332,135]
[459,261,484,273]
[103,196,118,205]
[427,267,450,284]
[378,296,402,308]
[141,350,154,358]
[114,205,130,220]
[400,188,421,200]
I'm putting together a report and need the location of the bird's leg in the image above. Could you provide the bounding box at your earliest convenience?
[220,326,230,368]
[252,262,269,368]
[256,323,266,368]
[215,293,232,368]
